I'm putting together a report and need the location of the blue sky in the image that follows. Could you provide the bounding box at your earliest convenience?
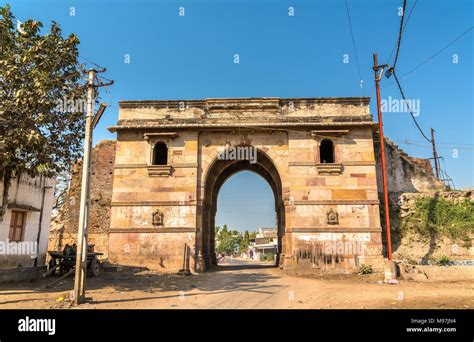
[8,0,473,232]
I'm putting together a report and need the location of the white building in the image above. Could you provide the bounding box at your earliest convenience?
[250,228,278,261]
[0,174,55,270]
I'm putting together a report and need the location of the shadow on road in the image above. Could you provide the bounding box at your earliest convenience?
[212,263,277,272]
[0,259,284,307]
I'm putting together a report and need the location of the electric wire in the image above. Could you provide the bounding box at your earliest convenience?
[344,0,364,96]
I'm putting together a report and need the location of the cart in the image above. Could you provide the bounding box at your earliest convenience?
[47,244,103,277]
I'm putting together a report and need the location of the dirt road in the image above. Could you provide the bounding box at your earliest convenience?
[0,259,472,309]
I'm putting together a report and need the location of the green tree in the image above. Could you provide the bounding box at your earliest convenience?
[240,230,250,253]
[215,225,245,255]
[0,5,86,221]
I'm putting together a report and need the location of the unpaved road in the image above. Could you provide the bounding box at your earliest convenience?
[0,260,472,309]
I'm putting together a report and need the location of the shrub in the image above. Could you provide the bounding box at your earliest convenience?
[260,253,275,261]
[359,264,373,274]
[436,255,452,266]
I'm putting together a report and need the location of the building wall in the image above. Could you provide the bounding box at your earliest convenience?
[286,126,383,270]
[108,130,198,270]
[0,174,55,268]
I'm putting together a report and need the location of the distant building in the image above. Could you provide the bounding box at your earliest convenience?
[250,228,278,261]
[0,174,55,277]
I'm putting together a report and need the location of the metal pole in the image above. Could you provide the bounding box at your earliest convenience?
[430,128,440,179]
[373,53,392,261]
[74,68,95,304]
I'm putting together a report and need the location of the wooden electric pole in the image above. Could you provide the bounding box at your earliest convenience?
[372,53,393,261]
[430,128,440,179]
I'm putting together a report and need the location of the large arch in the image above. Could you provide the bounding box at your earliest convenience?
[198,146,286,271]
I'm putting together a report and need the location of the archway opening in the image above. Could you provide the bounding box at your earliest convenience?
[214,171,277,269]
[199,147,285,272]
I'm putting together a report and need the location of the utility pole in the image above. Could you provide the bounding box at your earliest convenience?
[73,66,113,305]
[430,128,440,179]
[372,53,392,261]
[74,68,95,304]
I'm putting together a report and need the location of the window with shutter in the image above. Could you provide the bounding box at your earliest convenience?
[9,211,25,242]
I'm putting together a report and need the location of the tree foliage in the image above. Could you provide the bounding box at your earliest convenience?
[215,225,244,255]
[240,230,250,253]
[214,226,256,255]
[0,5,86,221]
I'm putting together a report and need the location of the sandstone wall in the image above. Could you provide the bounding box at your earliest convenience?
[108,121,384,271]
[108,130,199,271]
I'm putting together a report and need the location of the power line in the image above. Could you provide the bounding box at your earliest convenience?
[392,70,431,142]
[79,55,105,71]
[380,25,474,91]
[387,0,417,65]
[403,25,473,77]
[396,140,474,150]
[344,0,364,96]
[392,0,407,69]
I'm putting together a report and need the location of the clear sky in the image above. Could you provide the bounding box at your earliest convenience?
[8,0,473,232]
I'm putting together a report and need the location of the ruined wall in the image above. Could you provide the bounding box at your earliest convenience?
[48,140,116,259]
[373,133,446,199]
[374,133,445,201]
[393,191,474,262]
[373,134,446,254]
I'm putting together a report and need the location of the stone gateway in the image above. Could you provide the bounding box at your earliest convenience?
[107,97,386,272]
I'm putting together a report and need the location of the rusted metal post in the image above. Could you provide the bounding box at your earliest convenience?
[430,128,440,179]
[373,53,392,261]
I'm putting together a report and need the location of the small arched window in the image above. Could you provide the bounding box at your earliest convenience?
[320,139,335,163]
[153,142,168,165]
